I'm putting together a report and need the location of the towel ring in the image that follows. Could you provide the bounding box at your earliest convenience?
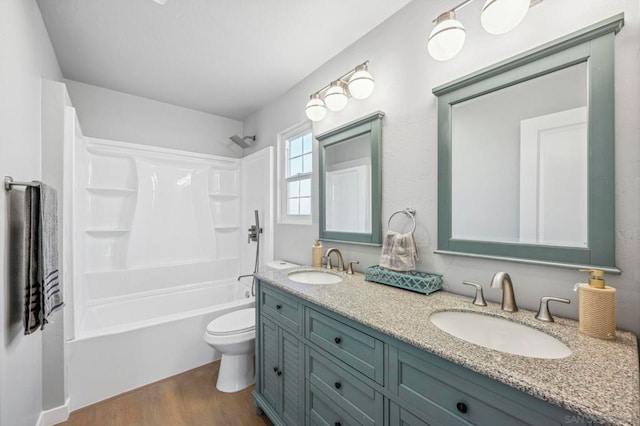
[387,208,416,233]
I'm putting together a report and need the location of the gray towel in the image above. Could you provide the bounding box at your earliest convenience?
[379,231,418,272]
[24,182,63,334]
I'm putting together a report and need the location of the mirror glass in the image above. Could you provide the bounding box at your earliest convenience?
[451,63,588,248]
[317,112,383,245]
[324,134,371,233]
[434,15,622,271]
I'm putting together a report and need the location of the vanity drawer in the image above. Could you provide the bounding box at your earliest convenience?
[389,349,561,426]
[260,285,301,332]
[389,402,436,426]
[309,383,360,426]
[305,308,384,385]
[308,349,383,426]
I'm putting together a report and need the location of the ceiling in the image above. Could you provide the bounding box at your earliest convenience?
[37,0,413,120]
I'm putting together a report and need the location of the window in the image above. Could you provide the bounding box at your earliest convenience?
[279,123,313,224]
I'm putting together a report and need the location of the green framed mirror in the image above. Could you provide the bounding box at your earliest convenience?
[434,15,623,272]
[317,111,384,245]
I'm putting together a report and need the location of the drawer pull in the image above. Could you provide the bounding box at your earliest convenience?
[334,336,342,344]
[334,423,341,426]
[277,370,282,376]
[273,366,278,372]
[334,381,342,389]
[276,304,282,310]
[456,402,468,414]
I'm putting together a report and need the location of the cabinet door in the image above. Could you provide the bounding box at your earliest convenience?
[260,315,281,413]
[281,328,304,426]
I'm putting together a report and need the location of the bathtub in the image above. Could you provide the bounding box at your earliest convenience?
[68,280,254,410]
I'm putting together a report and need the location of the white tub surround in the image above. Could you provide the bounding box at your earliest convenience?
[73,138,244,311]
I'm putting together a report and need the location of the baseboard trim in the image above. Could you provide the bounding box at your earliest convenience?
[36,397,70,426]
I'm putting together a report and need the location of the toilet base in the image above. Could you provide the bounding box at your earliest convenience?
[216,353,255,393]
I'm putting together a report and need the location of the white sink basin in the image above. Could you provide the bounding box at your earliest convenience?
[430,311,572,359]
[288,270,343,285]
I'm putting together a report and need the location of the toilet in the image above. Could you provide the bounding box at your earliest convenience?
[203,260,298,393]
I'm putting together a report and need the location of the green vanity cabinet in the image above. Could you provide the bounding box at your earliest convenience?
[254,281,576,426]
[255,286,305,426]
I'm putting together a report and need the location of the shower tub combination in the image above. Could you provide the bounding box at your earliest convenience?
[68,279,253,410]
[66,135,273,410]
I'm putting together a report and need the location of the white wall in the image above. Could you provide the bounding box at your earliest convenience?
[65,80,244,157]
[41,80,73,413]
[243,0,640,334]
[0,1,64,425]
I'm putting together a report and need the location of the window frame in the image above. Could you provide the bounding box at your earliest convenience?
[277,122,313,225]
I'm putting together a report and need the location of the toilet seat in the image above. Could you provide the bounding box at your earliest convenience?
[206,308,255,336]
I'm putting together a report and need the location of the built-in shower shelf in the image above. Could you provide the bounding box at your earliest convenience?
[85,229,131,235]
[208,193,238,198]
[86,186,137,195]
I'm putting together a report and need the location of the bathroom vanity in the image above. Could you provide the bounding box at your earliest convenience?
[252,269,639,426]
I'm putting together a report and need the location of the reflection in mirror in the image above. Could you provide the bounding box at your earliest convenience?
[451,63,588,248]
[317,111,383,245]
[325,134,371,233]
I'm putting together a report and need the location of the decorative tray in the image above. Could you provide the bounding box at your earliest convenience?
[364,265,443,295]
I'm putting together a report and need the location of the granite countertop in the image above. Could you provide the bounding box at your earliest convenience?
[255,267,640,426]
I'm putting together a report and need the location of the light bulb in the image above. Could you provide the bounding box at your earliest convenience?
[348,64,375,100]
[427,11,466,61]
[324,81,349,112]
[305,94,327,122]
[481,0,530,35]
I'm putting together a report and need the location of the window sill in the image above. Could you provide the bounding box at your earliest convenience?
[278,219,312,226]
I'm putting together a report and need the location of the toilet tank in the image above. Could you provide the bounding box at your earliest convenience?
[263,260,299,272]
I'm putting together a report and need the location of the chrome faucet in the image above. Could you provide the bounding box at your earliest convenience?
[490,272,518,312]
[324,248,345,272]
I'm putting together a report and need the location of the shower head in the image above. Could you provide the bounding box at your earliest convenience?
[229,135,256,149]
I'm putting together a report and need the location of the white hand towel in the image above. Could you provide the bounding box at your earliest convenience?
[379,231,418,272]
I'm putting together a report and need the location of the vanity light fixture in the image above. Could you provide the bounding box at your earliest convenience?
[481,0,531,34]
[427,0,541,61]
[304,61,374,122]
[428,11,466,61]
[324,81,349,112]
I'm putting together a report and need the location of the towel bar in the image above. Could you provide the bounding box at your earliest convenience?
[387,208,416,233]
[4,176,38,191]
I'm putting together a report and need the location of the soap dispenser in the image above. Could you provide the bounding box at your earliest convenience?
[575,269,616,340]
[312,240,323,267]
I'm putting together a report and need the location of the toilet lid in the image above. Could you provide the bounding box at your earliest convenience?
[207,308,255,335]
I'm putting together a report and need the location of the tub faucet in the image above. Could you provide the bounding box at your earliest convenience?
[324,248,345,272]
[237,274,254,281]
[237,274,255,296]
[490,272,518,312]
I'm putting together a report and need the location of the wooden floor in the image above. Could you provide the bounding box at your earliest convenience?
[57,362,273,426]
